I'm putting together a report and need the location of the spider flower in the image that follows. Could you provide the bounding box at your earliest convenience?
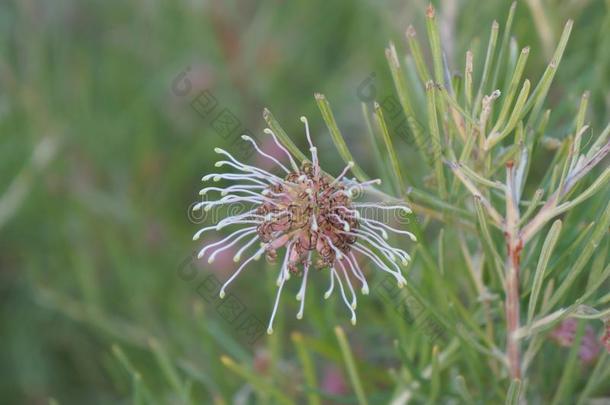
[192,116,415,334]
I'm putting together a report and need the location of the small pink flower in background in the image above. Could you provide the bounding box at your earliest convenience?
[579,328,601,364]
[321,364,348,398]
[602,320,610,353]
[551,318,578,346]
[550,318,601,364]
[253,348,270,375]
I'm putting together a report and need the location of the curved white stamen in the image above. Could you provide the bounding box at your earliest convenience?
[214,147,284,182]
[351,227,411,263]
[208,231,258,263]
[300,116,319,173]
[360,230,411,266]
[197,227,256,259]
[203,172,262,182]
[331,267,357,325]
[347,252,369,294]
[354,203,412,214]
[349,179,382,189]
[206,194,266,205]
[357,240,405,276]
[329,161,354,187]
[296,252,312,320]
[199,195,270,211]
[264,210,292,222]
[352,243,405,286]
[214,160,283,184]
[200,185,266,196]
[336,206,360,219]
[310,214,318,232]
[346,225,394,243]
[329,213,351,232]
[193,224,220,241]
[263,128,300,173]
[268,246,291,334]
[231,234,260,262]
[205,172,305,189]
[216,219,261,231]
[322,234,344,260]
[241,135,291,174]
[261,189,290,199]
[267,274,286,334]
[324,267,335,299]
[360,221,388,239]
[337,259,357,309]
[351,228,396,254]
[360,217,417,242]
[202,191,266,202]
[203,173,270,187]
[329,189,352,199]
[215,209,262,228]
[276,242,294,284]
[198,200,260,213]
[301,116,315,150]
[344,230,402,264]
[219,247,265,299]
[310,146,319,170]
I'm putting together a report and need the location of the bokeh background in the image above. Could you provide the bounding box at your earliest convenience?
[1,0,608,403]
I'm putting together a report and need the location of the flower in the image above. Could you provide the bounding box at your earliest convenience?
[602,320,610,353]
[320,364,348,396]
[192,116,415,334]
[550,318,601,364]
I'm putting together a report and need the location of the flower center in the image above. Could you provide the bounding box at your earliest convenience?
[256,162,359,271]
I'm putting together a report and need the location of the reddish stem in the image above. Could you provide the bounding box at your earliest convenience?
[506,240,522,379]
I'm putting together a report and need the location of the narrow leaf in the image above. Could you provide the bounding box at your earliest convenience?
[263,108,308,163]
[425,5,445,87]
[543,203,610,312]
[315,93,368,182]
[525,20,573,126]
[220,356,293,405]
[491,2,518,91]
[527,219,562,324]
[505,379,522,405]
[335,326,369,405]
[373,101,408,192]
[292,332,322,405]
[473,20,499,115]
[405,25,432,84]
[426,82,447,198]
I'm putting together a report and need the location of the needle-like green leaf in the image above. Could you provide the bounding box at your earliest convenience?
[315,93,369,182]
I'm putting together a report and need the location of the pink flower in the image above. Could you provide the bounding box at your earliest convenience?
[192,117,416,334]
[321,364,348,397]
[602,321,610,353]
[551,318,579,346]
[550,318,601,364]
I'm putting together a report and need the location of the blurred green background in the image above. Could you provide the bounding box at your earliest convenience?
[1,0,608,403]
